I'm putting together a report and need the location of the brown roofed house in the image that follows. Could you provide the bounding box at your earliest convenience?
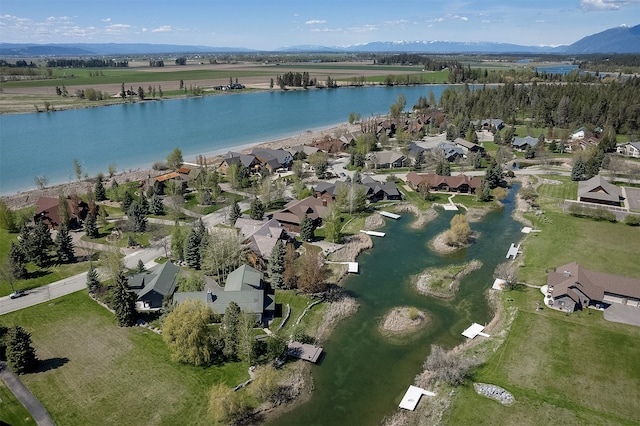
[34,196,89,229]
[272,196,328,233]
[577,175,623,206]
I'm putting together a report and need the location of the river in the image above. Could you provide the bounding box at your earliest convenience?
[0,85,455,195]
[274,186,522,425]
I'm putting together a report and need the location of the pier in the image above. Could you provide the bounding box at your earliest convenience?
[360,230,386,237]
[505,243,521,259]
[462,323,491,339]
[378,211,401,220]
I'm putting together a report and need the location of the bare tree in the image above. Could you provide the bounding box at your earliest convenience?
[494,261,519,289]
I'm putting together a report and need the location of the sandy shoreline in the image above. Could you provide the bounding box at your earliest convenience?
[0,122,360,210]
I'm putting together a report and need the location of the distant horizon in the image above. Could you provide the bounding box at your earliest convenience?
[1,0,639,51]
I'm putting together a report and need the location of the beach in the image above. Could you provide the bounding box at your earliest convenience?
[0,122,360,211]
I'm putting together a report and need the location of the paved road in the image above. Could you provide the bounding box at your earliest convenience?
[0,361,55,426]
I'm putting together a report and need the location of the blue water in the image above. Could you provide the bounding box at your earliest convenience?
[535,65,579,75]
[0,85,453,195]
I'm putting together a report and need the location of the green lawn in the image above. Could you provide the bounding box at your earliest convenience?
[266,290,327,339]
[0,291,249,426]
[444,300,640,425]
[0,381,34,425]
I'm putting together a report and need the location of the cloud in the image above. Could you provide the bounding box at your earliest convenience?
[580,0,640,10]
[305,19,326,25]
[151,25,173,33]
[431,14,468,23]
[101,18,112,22]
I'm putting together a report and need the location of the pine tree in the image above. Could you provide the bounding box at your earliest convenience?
[8,242,27,279]
[94,178,106,201]
[149,193,165,215]
[184,222,205,269]
[127,201,147,233]
[222,301,242,360]
[228,200,242,225]
[571,156,587,181]
[84,213,98,238]
[477,179,492,202]
[6,325,38,375]
[86,263,101,294]
[112,269,136,327]
[31,221,53,267]
[121,191,133,213]
[267,240,285,288]
[300,214,314,242]
[140,194,149,214]
[55,224,75,264]
[137,259,147,273]
[249,198,264,221]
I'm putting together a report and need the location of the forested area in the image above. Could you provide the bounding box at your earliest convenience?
[45,58,129,68]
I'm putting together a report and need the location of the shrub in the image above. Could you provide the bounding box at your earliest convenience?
[624,215,640,226]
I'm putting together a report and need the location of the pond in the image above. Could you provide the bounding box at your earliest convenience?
[273,185,522,425]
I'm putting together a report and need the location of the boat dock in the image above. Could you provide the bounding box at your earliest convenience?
[462,323,491,339]
[505,243,521,259]
[399,385,436,411]
[287,342,323,363]
[360,230,386,237]
[378,211,401,220]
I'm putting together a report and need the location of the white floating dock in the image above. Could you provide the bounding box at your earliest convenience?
[521,227,541,234]
[462,323,491,339]
[399,385,436,411]
[442,204,459,211]
[505,243,521,259]
[379,211,401,220]
[360,230,386,237]
[347,262,359,273]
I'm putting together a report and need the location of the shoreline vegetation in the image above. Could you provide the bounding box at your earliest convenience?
[414,260,483,299]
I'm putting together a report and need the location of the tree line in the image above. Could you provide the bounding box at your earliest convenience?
[45,59,129,68]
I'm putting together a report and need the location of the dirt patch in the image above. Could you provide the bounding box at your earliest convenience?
[379,306,430,337]
[414,260,483,299]
[395,203,438,229]
[465,206,495,223]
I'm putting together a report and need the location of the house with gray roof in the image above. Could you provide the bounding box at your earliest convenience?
[128,262,180,311]
[471,118,505,131]
[361,176,402,201]
[577,175,623,206]
[173,264,275,324]
[234,217,286,259]
[454,138,485,155]
[546,262,640,312]
[512,136,539,151]
[366,150,406,169]
[616,141,640,158]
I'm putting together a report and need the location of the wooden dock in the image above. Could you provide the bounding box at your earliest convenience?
[287,342,323,363]
[378,211,401,220]
[505,243,521,259]
[360,230,386,237]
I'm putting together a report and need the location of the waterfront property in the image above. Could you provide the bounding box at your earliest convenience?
[34,196,89,230]
[173,264,275,324]
[399,385,436,411]
[128,262,180,311]
[287,342,323,363]
[577,175,623,207]
[545,262,640,312]
[272,196,328,233]
[405,172,481,194]
[234,217,287,259]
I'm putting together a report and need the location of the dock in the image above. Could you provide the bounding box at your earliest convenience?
[378,211,401,220]
[462,323,490,339]
[287,342,323,363]
[505,243,521,259]
[521,226,541,234]
[360,230,386,237]
[399,385,436,411]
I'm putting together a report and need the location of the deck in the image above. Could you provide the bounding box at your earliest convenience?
[505,243,521,259]
[462,323,490,339]
[287,342,323,363]
[399,385,436,411]
[360,230,386,237]
[378,211,401,219]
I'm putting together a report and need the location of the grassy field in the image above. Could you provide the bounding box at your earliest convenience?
[0,380,34,425]
[0,291,250,426]
[444,295,640,425]
[269,290,327,338]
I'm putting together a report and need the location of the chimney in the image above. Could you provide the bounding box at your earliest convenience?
[563,271,571,277]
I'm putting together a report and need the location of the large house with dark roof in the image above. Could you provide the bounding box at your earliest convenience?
[546,262,640,312]
[234,217,286,259]
[577,175,623,207]
[173,264,275,324]
[128,262,180,311]
[34,196,89,230]
[405,172,481,194]
[272,196,328,233]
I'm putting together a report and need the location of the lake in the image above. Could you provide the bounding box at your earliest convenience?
[0,85,455,195]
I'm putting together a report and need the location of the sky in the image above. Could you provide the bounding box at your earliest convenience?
[1,0,639,50]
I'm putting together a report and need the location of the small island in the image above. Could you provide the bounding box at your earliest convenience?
[413,260,483,299]
[429,214,477,254]
[379,306,430,338]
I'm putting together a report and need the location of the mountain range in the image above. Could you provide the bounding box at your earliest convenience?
[1,24,638,56]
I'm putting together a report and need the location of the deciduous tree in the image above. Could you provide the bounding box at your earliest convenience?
[297,251,328,293]
[166,148,184,170]
[163,299,218,365]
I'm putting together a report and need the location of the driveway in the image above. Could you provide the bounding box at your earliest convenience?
[0,361,55,426]
[603,303,640,327]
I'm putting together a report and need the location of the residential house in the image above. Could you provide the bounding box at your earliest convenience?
[570,126,587,141]
[454,138,486,156]
[438,142,464,162]
[251,148,293,172]
[546,262,640,312]
[577,175,623,206]
[511,136,539,151]
[286,145,319,159]
[272,196,328,232]
[405,172,481,194]
[616,142,640,158]
[361,176,402,201]
[234,217,286,259]
[471,118,505,131]
[128,262,180,311]
[339,130,363,146]
[219,151,260,175]
[173,264,275,324]
[34,196,89,229]
[310,137,347,154]
[366,150,406,169]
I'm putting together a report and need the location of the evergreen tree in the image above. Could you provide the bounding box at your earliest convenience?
[477,179,492,202]
[57,194,70,229]
[171,222,187,262]
[84,213,98,238]
[86,263,101,294]
[30,221,53,267]
[267,240,285,288]
[112,269,136,327]
[121,191,133,213]
[94,178,107,201]
[222,301,242,360]
[571,156,587,181]
[149,193,165,215]
[137,259,147,273]
[524,145,536,159]
[5,325,38,375]
[300,214,314,242]
[184,221,206,269]
[8,242,27,280]
[55,224,75,264]
[249,198,264,221]
[493,130,502,145]
[127,201,147,233]
[140,194,149,215]
[228,199,242,225]
[485,159,502,189]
